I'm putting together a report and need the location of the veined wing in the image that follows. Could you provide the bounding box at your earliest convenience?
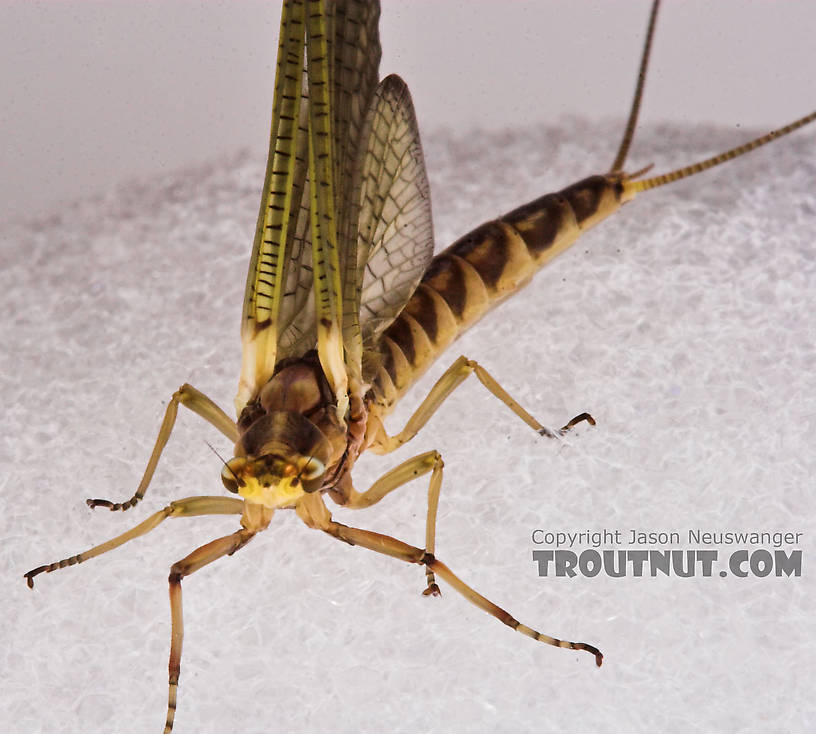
[352,75,434,358]
[237,0,308,413]
[283,75,434,377]
[276,1,383,371]
[279,73,434,381]
[237,0,382,413]
[303,0,349,414]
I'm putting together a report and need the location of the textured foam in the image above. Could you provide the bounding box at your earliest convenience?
[3,119,815,733]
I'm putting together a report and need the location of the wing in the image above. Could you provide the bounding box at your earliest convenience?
[283,75,435,383]
[302,0,349,414]
[237,0,308,413]
[237,0,381,414]
[276,0,383,367]
[290,75,434,379]
[352,74,434,354]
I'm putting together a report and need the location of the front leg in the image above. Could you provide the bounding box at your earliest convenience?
[24,496,245,588]
[87,383,238,512]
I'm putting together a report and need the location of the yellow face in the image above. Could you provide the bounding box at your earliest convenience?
[221,454,326,509]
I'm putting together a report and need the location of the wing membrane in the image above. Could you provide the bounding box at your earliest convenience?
[304,0,348,410]
[237,0,381,413]
[237,0,307,411]
[354,75,434,348]
[278,0,382,368]
[237,2,431,415]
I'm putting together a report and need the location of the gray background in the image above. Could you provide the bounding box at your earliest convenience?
[2,0,815,224]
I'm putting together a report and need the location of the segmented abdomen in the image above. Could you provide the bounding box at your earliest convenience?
[369,174,625,410]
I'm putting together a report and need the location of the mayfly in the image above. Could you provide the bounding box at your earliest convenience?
[24,0,815,731]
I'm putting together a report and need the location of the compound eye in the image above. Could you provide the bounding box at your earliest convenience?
[299,457,326,493]
[221,458,245,494]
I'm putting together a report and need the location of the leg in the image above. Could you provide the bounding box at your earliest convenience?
[372,355,594,454]
[87,383,239,512]
[24,496,244,588]
[165,528,254,733]
[341,450,444,595]
[318,516,602,667]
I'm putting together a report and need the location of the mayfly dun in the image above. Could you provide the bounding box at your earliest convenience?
[23,0,814,731]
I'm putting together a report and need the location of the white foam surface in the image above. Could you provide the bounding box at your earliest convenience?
[2,119,815,733]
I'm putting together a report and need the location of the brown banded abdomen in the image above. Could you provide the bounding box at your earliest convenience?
[369,175,624,409]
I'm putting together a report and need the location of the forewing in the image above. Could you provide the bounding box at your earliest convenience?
[237,0,307,412]
[237,0,381,413]
[354,75,434,349]
[303,0,350,410]
[277,0,382,367]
